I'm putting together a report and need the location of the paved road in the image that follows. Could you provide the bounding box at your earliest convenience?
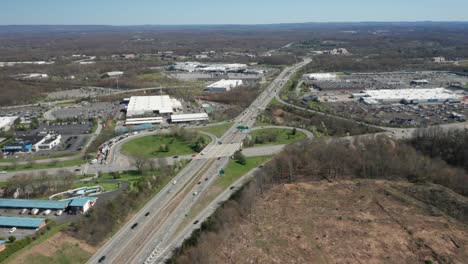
[87,58,312,264]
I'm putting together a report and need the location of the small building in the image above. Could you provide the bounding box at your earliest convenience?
[205,79,243,92]
[68,197,97,214]
[304,73,337,81]
[170,113,209,123]
[101,71,124,79]
[0,216,46,230]
[0,240,6,252]
[432,57,446,63]
[411,79,429,85]
[34,134,61,151]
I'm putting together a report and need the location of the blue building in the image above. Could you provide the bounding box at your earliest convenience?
[2,140,33,153]
[0,216,47,230]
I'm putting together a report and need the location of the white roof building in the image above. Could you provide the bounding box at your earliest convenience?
[304,73,337,81]
[206,79,243,92]
[171,113,209,123]
[364,88,462,103]
[126,95,182,117]
[0,116,18,131]
[102,71,124,78]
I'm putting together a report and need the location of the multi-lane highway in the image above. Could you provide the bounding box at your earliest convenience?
[87,58,311,264]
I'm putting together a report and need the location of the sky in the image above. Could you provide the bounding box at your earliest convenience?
[0,0,467,25]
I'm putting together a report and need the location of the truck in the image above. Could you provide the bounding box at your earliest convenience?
[31,208,39,215]
[55,210,63,216]
[43,209,52,215]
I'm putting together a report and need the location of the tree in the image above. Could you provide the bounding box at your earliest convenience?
[132,155,147,174]
[8,236,16,243]
[233,150,246,165]
[291,127,297,136]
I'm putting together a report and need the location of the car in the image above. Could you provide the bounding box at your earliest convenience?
[0,171,7,174]
[172,180,177,185]
[9,227,16,233]
[197,181,201,185]
[204,177,208,181]
[131,223,138,229]
[98,256,106,263]
[193,191,198,196]
[20,208,27,214]
[74,168,80,172]
[56,210,63,216]
[193,220,199,225]
[217,157,221,160]
[229,186,235,190]
[145,212,150,216]
[173,155,179,159]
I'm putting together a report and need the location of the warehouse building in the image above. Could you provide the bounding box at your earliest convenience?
[171,113,209,123]
[124,117,163,126]
[304,73,337,81]
[101,71,124,78]
[205,79,243,92]
[0,199,69,210]
[363,88,462,104]
[126,95,182,117]
[0,216,46,230]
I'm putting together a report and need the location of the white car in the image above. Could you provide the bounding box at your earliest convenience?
[172,180,177,185]
[0,171,7,174]
[19,208,27,214]
[43,209,51,215]
[55,210,63,216]
[9,227,16,233]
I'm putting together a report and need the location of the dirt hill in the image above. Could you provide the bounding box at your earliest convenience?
[177,180,468,264]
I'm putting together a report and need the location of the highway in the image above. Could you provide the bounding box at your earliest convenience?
[86,58,311,264]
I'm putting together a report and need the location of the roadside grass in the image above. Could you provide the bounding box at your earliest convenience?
[216,155,272,189]
[121,134,210,158]
[0,152,78,163]
[249,128,306,146]
[176,155,272,234]
[195,123,232,138]
[4,222,71,264]
[27,242,91,264]
[0,157,84,172]
[137,72,164,79]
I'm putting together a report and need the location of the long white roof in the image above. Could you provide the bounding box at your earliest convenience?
[127,96,178,116]
[365,88,460,101]
[171,113,209,122]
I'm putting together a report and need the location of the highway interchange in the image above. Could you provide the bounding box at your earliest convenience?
[86,58,311,263]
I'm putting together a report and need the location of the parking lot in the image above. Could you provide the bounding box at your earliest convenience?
[327,101,468,127]
[51,102,120,120]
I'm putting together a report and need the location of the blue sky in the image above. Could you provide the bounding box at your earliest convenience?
[1,0,467,25]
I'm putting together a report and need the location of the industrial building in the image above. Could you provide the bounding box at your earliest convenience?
[205,79,243,92]
[0,197,97,214]
[126,95,182,117]
[363,88,462,104]
[101,71,124,78]
[0,216,46,230]
[170,113,209,123]
[0,116,18,131]
[2,134,61,153]
[171,62,247,73]
[124,117,163,126]
[304,73,337,81]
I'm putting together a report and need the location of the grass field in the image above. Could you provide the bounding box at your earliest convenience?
[249,128,306,146]
[216,156,272,189]
[121,134,210,158]
[27,242,92,264]
[195,123,232,138]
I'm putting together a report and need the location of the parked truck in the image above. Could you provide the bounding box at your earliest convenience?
[31,208,39,215]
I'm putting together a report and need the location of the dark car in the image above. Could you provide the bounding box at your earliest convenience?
[145,212,150,216]
[173,155,179,159]
[204,177,208,181]
[229,186,235,190]
[131,223,138,229]
[193,220,199,225]
[197,181,201,184]
[98,256,106,263]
